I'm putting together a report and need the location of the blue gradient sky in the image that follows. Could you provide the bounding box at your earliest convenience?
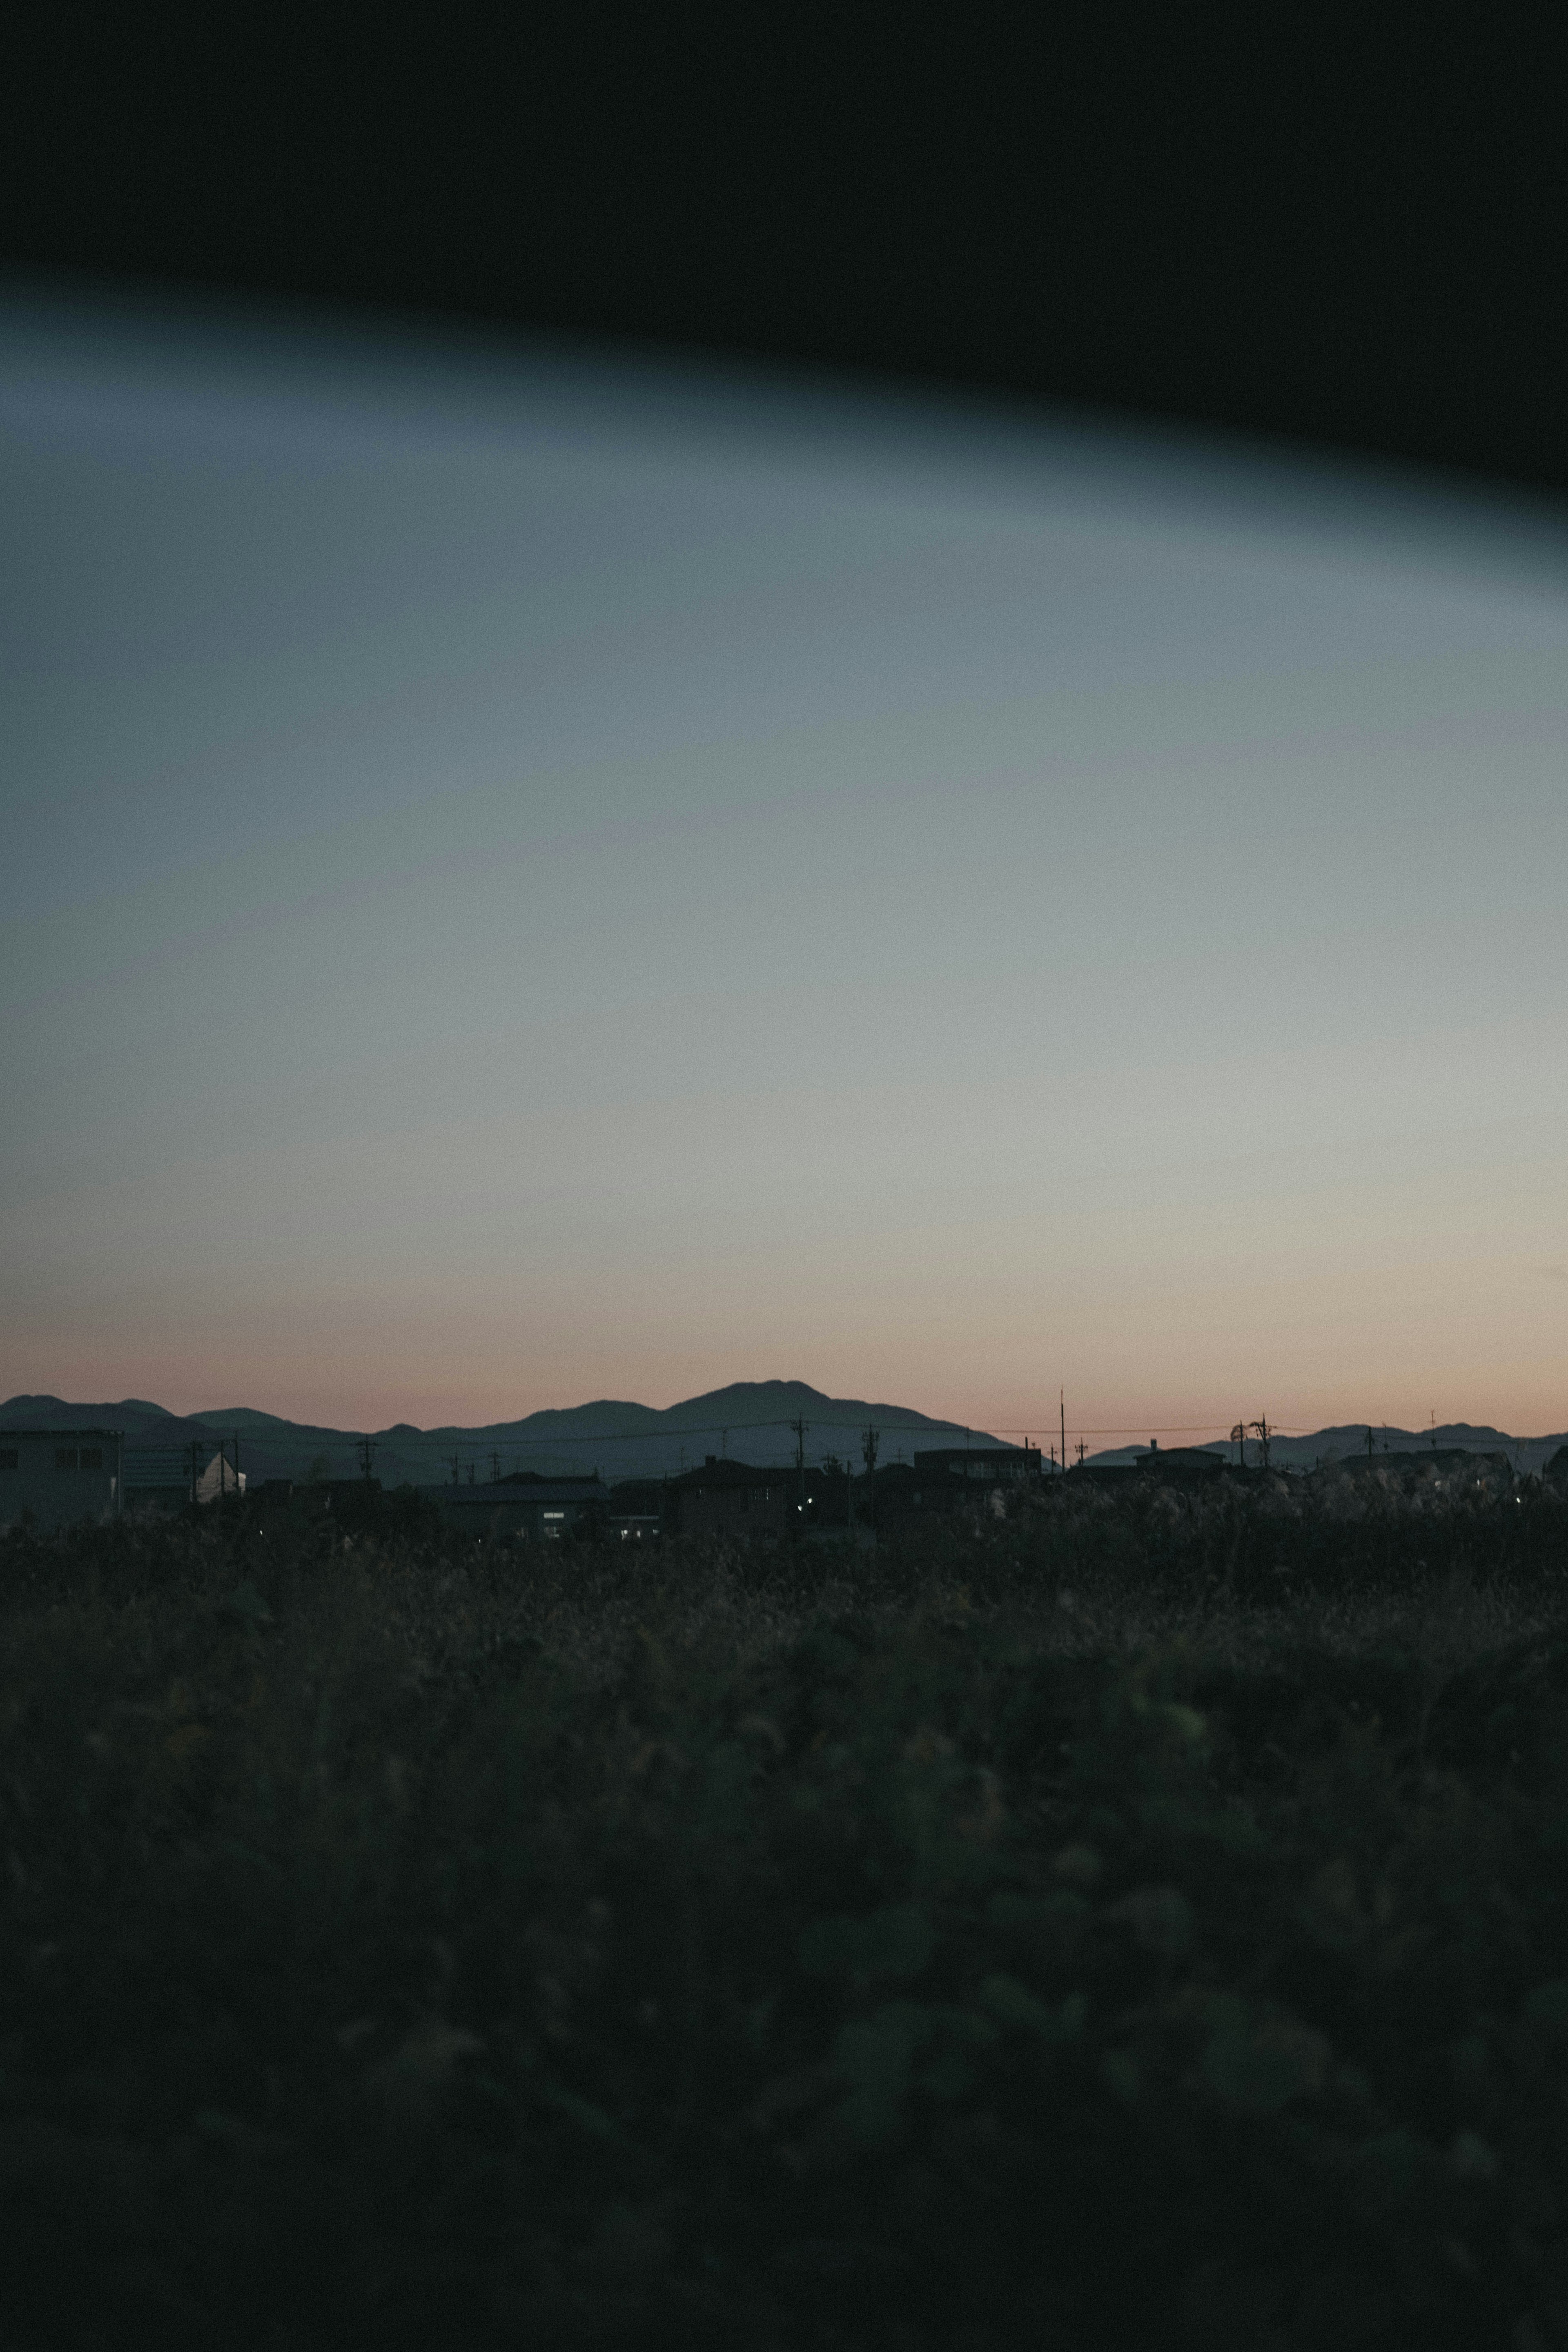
[3,295,1566,1441]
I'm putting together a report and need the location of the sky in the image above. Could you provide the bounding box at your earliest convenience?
[3,291,1566,1444]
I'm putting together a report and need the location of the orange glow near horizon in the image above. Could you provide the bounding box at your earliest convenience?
[4,301,1566,1445]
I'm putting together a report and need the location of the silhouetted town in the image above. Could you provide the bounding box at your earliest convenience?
[4,1415,1562,1538]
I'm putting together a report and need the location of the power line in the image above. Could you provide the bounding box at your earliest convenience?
[985,1422,1315,1437]
[384,1412,1024,1454]
[365,1411,1327,1457]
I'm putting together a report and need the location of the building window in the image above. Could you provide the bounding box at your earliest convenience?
[56,1448,78,1470]
[80,1448,102,1469]
[0,1449,17,1471]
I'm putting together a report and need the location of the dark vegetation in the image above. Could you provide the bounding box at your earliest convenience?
[4,1477,1568,2350]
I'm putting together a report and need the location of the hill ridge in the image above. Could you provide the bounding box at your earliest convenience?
[0,1381,1004,1484]
[5,1394,1564,1483]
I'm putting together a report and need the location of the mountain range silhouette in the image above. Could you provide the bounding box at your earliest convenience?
[0,1380,1003,1485]
[4,1385,1564,1484]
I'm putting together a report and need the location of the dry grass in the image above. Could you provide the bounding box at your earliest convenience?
[2,1479,1567,2349]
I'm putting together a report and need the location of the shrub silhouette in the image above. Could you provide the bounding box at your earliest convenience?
[1,1477,1566,2346]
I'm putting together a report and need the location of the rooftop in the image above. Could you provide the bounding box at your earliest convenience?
[423,1479,607,1505]
[667,1457,798,1488]
[0,1426,123,1441]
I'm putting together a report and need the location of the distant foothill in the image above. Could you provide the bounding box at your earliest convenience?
[2,1388,1564,1537]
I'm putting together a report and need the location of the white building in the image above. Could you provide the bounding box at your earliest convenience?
[122,1442,245,1512]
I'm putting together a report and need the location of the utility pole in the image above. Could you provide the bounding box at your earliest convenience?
[448,1449,461,1486]
[490,1450,502,1485]
[1249,1417,1272,1471]
[792,1415,810,1521]
[1060,1390,1067,1479]
[357,1435,378,1483]
[861,1423,879,1536]
[1075,1439,1087,1466]
[1231,1421,1246,1468]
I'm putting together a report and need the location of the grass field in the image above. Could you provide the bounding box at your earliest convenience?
[4,1475,1568,2349]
